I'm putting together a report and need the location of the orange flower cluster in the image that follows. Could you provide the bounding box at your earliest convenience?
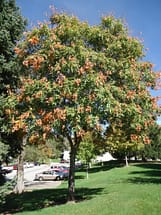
[54,108,66,121]
[78,60,94,75]
[126,90,136,100]
[95,123,102,131]
[34,91,43,99]
[35,119,42,126]
[143,136,151,144]
[29,132,39,143]
[83,60,94,71]
[45,97,53,104]
[144,120,154,128]
[23,55,44,70]
[42,112,54,123]
[95,72,107,86]
[5,109,12,115]
[20,112,30,120]
[54,42,64,49]
[14,47,21,55]
[136,125,142,132]
[56,73,66,85]
[22,78,35,85]
[77,106,84,113]
[43,124,52,133]
[88,93,96,101]
[12,119,27,132]
[98,72,107,83]
[130,134,139,142]
[77,128,85,137]
[85,105,92,113]
[75,79,81,86]
[78,66,85,75]
[28,36,39,45]
[86,115,92,124]
[72,93,78,101]
[135,104,142,114]
[68,56,76,62]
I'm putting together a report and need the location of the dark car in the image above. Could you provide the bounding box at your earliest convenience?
[52,169,69,179]
[51,165,69,173]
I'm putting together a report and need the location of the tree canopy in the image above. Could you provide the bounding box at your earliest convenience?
[0,0,27,94]
[3,12,160,201]
[0,0,27,163]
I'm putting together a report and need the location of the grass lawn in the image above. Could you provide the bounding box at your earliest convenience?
[2,161,161,215]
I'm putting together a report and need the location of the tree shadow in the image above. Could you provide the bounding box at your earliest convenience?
[77,160,124,174]
[128,162,161,184]
[1,186,103,214]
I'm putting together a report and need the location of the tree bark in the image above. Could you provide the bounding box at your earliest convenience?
[68,144,76,202]
[14,135,26,194]
[86,164,89,179]
[125,155,128,167]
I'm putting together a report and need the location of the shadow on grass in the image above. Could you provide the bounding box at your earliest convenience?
[1,187,103,214]
[128,162,161,184]
[77,160,124,174]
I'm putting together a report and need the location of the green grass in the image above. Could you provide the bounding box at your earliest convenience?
[2,161,161,215]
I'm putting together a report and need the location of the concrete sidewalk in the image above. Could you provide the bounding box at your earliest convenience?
[24,180,62,191]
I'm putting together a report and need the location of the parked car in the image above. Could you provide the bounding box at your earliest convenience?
[60,159,70,163]
[50,165,69,173]
[34,170,68,181]
[24,162,34,168]
[1,165,13,174]
[12,164,18,170]
[51,169,69,179]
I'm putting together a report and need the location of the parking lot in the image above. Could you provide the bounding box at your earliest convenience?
[6,163,63,191]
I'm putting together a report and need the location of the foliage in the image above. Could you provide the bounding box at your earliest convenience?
[3,12,160,200]
[0,141,9,161]
[24,139,56,163]
[106,124,144,160]
[0,176,16,207]
[0,0,27,162]
[141,123,161,160]
[0,0,27,94]
[77,132,97,164]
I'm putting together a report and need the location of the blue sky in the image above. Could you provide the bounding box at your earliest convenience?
[16,0,161,124]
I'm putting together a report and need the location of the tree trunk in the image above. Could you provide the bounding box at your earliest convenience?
[68,145,76,202]
[14,135,26,194]
[86,164,89,179]
[125,155,128,167]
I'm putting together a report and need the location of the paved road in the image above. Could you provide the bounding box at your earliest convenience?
[6,164,62,191]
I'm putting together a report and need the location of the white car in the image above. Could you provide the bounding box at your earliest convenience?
[24,162,34,168]
[35,170,68,181]
[1,165,13,174]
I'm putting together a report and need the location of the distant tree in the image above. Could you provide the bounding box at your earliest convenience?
[140,123,161,160]
[106,125,144,166]
[24,144,51,163]
[77,132,97,178]
[4,13,160,202]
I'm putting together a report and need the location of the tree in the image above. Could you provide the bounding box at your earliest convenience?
[24,139,56,163]
[0,0,27,94]
[0,0,26,192]
[77,132,97,179]
[0,0,26,161]
[140,123,161,160]
[106,125,144,166]
[4,13,160,201]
